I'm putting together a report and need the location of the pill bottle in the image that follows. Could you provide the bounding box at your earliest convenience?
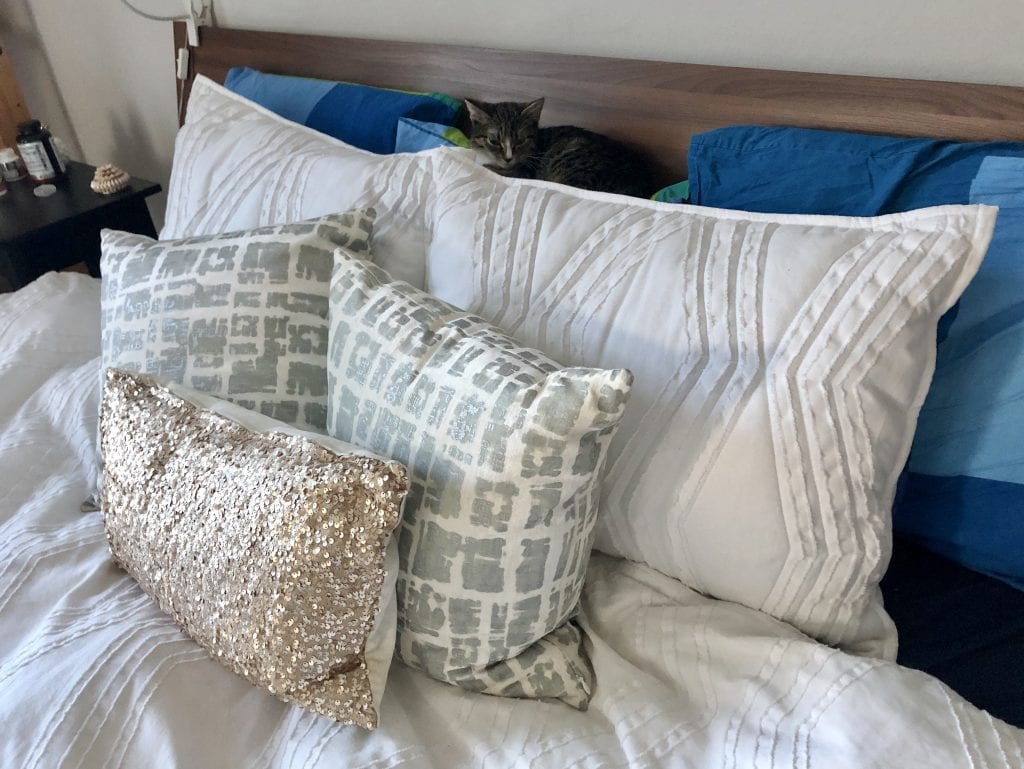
[16,120,66,183]
[0,147,25,182]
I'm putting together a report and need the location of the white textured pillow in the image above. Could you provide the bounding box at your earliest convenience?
[424,149,997,657]
[163,75,440,287]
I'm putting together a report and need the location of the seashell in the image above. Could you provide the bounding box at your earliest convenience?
[91,163,131,195]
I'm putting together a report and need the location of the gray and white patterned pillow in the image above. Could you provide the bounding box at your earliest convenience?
[326,249,633,708]
[101,210,374,432]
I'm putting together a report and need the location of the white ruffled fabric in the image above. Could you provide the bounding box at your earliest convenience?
[0,272,1021,768]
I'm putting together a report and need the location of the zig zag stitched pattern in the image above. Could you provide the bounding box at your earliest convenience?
[425,150,994,656]
[161,76,436,289]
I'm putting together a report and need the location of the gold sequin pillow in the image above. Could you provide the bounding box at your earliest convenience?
[100,368,408,728]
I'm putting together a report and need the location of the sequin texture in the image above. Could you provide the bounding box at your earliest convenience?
[100,369,407,728]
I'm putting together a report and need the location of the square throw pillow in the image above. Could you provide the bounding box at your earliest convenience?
[327,249,633,708]
[688,126,1024,592]
[101,368,407,728]
[101,210,373,432]
[164,75,436,287]
[423,148,997,658]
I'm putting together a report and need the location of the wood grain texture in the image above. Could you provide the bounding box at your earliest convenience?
[0,46,30,151]
[174,23,1024,185]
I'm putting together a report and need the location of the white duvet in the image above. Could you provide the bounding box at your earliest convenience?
[1,273,1021,769]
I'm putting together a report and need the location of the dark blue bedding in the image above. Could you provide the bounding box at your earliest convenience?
[882,536,1024,728]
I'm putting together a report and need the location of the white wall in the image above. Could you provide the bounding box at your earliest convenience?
[0,0,81,159]
[4,0,1024,227]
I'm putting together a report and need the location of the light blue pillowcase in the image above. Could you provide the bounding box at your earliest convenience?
[901,155,1024,588]
[394,118,471,152]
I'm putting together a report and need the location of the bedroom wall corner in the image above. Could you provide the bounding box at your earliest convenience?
[0,0,82,160]
[5,0,176,230]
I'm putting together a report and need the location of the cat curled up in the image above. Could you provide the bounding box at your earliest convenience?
[464,97,656,198]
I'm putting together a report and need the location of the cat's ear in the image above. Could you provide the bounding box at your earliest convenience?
[521,98,545,123]
[464,99,491,127]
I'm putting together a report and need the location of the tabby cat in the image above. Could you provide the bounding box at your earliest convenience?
[463,98,655,198]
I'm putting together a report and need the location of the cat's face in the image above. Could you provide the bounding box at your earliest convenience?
[464,98,544,171]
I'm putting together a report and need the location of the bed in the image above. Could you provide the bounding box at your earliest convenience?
[1,22,1023,768]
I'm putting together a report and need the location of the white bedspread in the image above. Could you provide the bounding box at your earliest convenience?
[1,273,1021,769]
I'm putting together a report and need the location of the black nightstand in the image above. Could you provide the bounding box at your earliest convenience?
[0,160,161,292]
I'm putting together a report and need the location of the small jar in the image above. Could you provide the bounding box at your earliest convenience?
[16,120,65,183]
[0,147,24,182]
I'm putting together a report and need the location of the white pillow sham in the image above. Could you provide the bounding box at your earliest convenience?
[162,75,443,287]
[422,148,997,657]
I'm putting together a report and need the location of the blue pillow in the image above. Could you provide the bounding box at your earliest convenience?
[688,126,1024,590]
[223,67,461,154]
[394,118,470,152]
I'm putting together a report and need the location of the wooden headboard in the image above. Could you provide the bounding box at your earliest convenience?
[174,22,1024,186]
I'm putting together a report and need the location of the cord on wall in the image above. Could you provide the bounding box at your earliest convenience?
[118,1,213,123]
[118,0,187,22]
[119,0,211,36]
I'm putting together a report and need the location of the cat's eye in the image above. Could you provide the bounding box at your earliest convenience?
[487,137,500,147]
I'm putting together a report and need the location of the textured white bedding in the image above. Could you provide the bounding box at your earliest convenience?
[1,272,1021,768]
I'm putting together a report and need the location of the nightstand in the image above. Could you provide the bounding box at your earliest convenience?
[0,160,161,292]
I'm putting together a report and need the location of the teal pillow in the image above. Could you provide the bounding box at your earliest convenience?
[651,179,689,204]
[223,67,461,154]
